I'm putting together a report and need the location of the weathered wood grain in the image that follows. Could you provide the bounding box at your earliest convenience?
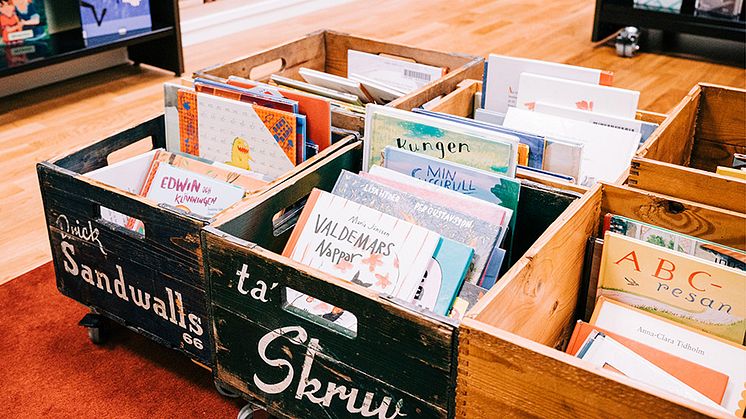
[630,157,746,213]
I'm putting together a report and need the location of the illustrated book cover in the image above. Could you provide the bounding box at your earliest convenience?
[332,170,502,284]
[364,105,518,176]
[282,188,441,332]
[1,0,49,45]
[598,231,746,344]
[80,0,152,39]
[412,237,474,316]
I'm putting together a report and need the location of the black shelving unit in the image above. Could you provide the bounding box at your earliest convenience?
[592,0,746,42]
[1,0,183,78]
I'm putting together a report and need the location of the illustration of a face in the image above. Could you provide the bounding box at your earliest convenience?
[228,137,253,170]
[14,0,29,13]
[0,1,15,17]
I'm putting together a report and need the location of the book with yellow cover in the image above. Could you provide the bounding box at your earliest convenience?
[598,231,746,344]
[716,166,746,181]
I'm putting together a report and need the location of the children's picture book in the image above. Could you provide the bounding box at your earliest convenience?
[413,238,474,316]
[598,231,746,344]
[411,107,545,169]
[542,137,584,183]
[347,50,444,94]
[604,214,746,272]
[448,282,487,321]
[228,75,333,151]
[269,74,364,106]
[516,72,639,119]
[504,107,639,186]
[194,92,296,179]
[1,0,49,45]
[382,146,521,213]
[364,105,518,176]
[282,188,441,333]
[590,297,746,416]
[575,330,728,412]
[349,73,404,104]
[135,160,245,220]
[534,101,642,133]
[332,170,502,284]
[80,0,152,39]
[567,321,729,405]
[299,67,374,103]
[716,165,746,180]
[482,54,613,114]
[148,149,269,192]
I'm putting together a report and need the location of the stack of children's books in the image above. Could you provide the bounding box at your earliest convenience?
[716,152,746,180]
[574,215,746,416]
[419,55,655,187]
[282,104,524,329]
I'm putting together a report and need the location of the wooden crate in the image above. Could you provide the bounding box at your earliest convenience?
[632,83,746,213]
[195,29,484,134]
[427,79,669,187]
[37,114,357,367]
[456,182,745,418]
[202,143,583,418]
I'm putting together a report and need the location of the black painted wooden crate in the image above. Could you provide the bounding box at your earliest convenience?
[37,114,358,368]
[202,141,584,418]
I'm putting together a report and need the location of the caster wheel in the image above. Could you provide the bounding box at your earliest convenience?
[215,381,241,398]
[88,327,104,345]
[237,403,270,419]
[79,312,107,345]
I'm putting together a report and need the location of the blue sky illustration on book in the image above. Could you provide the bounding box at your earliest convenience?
[80,0,152,39]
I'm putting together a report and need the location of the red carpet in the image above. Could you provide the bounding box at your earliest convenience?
[0,262,244,418]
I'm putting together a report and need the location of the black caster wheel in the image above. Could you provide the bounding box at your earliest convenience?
[78,312,107,345]
[237,403,271,419]
[214,380,241,398]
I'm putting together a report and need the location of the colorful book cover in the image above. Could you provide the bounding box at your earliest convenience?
[591,297,746,416]
[1,0,49,45]
[332,170,502,284]
[228,75,332,152]
[598,231,746,344]
[149,150,268,192]
[282,189,441,333]
[483,54,612,114]
[411,108,545,169]
[194,93,295,179]
[412,238,474,316]
[177,89,199,156]
[80,0,152,39]
[132,161,244,227]
[448,282,487,321]
[364,105,518,176]
[567,321,729,405]
[605,214,746,272]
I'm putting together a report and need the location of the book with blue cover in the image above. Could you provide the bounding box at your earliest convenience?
[412,107,545,169]
[80,0,152,40]
[413,238,474,316]
[332,170,502,284]
[1,0,49,45]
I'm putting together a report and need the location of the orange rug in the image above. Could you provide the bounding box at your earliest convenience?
[0,262,244,418]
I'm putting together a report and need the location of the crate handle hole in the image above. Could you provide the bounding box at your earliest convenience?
[282,287,358,339]
[106,136,154,165]
[249,58,285,81]
[271,193,310,238]
[96,206,146,238]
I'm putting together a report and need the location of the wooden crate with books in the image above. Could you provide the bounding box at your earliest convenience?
[631,83,746,213]
[201,105,587,418]
[456,182,746,418]
[405,53,670,188]
[37,72,358,370]
[194,29,484,134]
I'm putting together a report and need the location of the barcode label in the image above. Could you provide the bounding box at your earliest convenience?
[403,69,432,82]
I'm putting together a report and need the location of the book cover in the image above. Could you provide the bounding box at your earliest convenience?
[542,137,584,183]
[194,93,295,179]
[137,161,245,218]
[576,331,728,412]
[1,0,49,45]
[483,54,613,114]
[80,0,152,40]
[298,67,373,103]
[227,75,332,151]
[534,101,642,133]
[516,72,639,120]
[347,50,444,94]
[332,170,502,284]
[364,105,518,176]
[148,150,269,192]
[177,89,199,156]
[605,214,746,272]
[411,108,546,169]
[282,189,441,332]
[567,321,729,405]
[413,238,474,316]
[448,282,487,321]
[598,231,746,344]
[590,297,746,416]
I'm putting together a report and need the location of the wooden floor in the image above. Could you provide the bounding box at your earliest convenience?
[1,0,744,284]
